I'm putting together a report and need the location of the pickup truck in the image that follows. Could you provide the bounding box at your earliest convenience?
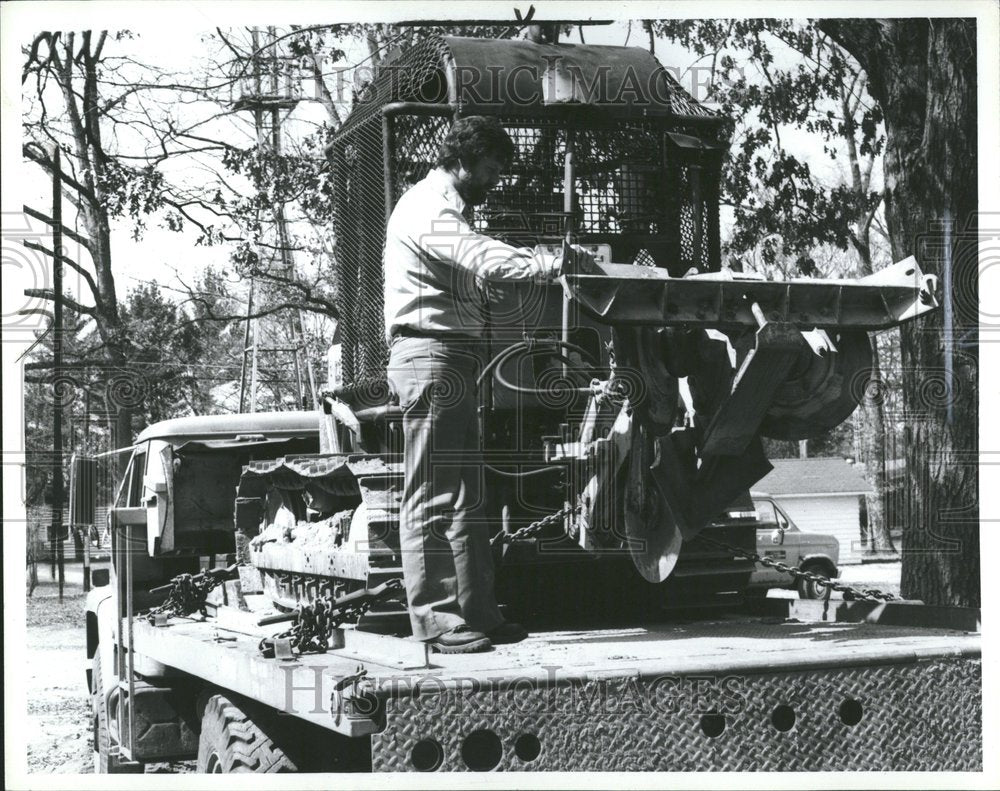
[745,495,840,600]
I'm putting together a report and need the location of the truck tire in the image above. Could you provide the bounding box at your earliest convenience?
[197,693,297,773]
[92,653,144,774]
[797,561,834,600]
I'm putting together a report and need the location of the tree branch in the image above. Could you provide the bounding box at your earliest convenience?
[22,143,100,207]
[25,357,114,371]
[22,240,102,306]
[24,288,96,315]
[22,205,94,249]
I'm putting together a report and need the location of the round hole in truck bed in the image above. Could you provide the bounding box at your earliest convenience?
[771,704,796,732]
[410,738,444,771]
[514,733,541,762]
[461,729,503,771]
[699,712,726,738]
[839,698,864,726]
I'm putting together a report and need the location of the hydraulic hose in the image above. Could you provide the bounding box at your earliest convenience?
[484,463,564,478]
[476,338,601,392]
[493,348,594,396]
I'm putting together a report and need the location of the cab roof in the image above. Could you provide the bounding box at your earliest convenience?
[134,411,319,445]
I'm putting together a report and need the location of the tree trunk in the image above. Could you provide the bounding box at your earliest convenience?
[840,80,894,554]
[820,19,979,606]
[55,32,136,458]
[859,346,894,552]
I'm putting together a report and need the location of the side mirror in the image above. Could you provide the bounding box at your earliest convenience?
[770,528,784,545]
[91,568,110,587]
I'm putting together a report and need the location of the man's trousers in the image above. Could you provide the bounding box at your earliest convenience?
[386,335,504,640]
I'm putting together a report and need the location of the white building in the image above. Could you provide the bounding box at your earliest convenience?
[754,458,873,565]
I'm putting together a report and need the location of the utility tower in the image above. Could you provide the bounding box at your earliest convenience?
[232,26,317,413]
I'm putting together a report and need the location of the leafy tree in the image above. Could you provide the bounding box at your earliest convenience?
[119,273,244,429]
[819,19,979,607]
[647,19,916,555]
[646,20,883,265]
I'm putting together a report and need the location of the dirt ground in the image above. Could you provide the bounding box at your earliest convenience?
[22,557,901,774]
[23,560,193,775]
[25,585,94,774]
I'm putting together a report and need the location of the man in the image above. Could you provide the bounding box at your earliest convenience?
[384,116,560,653]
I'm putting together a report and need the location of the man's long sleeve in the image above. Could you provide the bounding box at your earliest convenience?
[384,168,559,339]
[421,209,556,282]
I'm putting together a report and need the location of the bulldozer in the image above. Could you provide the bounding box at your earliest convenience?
[235,32,938,625]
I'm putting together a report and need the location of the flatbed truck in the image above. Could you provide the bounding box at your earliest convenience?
[82,28,979,774]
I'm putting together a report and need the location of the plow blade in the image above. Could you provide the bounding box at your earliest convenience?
[561,256,937,332]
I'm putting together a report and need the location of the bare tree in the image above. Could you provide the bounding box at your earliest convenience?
[22,31,146,448]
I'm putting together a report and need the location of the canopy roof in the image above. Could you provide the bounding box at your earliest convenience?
[335,34,722,136]
[441,36,718,118]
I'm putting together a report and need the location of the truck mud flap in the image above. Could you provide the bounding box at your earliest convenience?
[371,656,980,771]
[122,680,201,763]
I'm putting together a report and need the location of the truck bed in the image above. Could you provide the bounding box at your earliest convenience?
[128,601,982,771]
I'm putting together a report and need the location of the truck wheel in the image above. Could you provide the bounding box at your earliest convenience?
[797,562,833,600]
[92,653,144,773]
[197,693,297,773]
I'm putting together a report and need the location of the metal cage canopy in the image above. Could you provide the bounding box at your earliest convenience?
[444,36,721,119]
[328,34,730,389]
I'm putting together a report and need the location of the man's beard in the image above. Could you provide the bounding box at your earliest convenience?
[455,176,489,206]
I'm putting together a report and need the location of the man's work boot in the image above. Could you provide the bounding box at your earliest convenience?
[425,625,492,654]
[486,621,528,645]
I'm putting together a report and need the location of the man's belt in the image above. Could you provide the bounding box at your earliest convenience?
[390,326,479,342]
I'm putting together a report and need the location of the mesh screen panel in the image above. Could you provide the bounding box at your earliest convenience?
[331,118,387,387]
[667,140,721,276]
[473,120,668,242]
[337,38,451,136]
[392,114,453,199]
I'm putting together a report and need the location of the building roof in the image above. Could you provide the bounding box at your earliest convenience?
[752,458,873,497]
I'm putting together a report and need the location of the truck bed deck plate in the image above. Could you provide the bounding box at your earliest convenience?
[129,613,980,770]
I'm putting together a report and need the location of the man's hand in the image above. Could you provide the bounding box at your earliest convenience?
[561,244,603,277]
[529,248,563,282]
[545,251,564,281]
[529,243,602,282]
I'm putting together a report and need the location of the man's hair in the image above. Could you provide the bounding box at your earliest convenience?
[435,116,516,170]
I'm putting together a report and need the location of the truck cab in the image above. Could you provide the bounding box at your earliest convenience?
[746,493,840,599]
[84,412,321,771]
